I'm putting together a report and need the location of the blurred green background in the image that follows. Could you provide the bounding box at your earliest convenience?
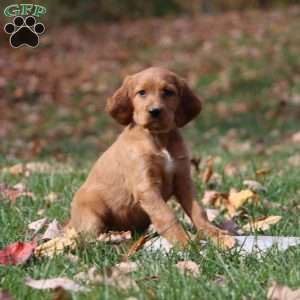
[1,0,299,23]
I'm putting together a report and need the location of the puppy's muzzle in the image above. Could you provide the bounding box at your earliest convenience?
[149,107,161,118]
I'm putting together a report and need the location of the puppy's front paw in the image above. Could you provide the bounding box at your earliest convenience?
[214,234,236,250]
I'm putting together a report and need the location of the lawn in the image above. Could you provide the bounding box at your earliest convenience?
[1,7,300,300]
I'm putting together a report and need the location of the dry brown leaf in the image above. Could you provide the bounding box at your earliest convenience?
[227,189,255,217]
[75,262,139,290]
[2,164,25,176]
[97,231,131,243]
[42,219,63,240]
[267,281,300,300]
[255,168,271,177]
[28,218,48,233]
[243,180,266,192]
[25,277,88,292]
[202,157,214,184]
[219,219,243,235]
[127,234,154,257]
[202,191,228,207]
[242,216,282,232]
[35,227,78,257]
[176,260,200,277]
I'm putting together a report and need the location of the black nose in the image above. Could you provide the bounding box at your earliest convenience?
[149,107,161,118]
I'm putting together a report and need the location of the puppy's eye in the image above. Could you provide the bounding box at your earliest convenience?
[137,90,146,97]
[162,89,175,97]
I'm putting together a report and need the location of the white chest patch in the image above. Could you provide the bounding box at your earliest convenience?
[161,149,174,173]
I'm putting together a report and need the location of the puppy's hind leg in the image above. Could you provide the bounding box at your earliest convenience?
[69,190,106,238]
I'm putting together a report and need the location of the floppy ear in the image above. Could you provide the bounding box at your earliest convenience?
[175,78,202,127]
[105,76,133,125]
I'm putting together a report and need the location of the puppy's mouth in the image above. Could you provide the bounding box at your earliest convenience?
[145,119,172,132]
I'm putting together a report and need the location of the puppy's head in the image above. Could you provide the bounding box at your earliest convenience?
[106,67,202,131]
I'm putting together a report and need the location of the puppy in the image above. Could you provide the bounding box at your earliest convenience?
[69,67,234,248]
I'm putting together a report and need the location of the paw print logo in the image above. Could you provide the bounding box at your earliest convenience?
[4,16,45,48]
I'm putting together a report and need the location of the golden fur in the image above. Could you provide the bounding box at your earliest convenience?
[69,67,234,247]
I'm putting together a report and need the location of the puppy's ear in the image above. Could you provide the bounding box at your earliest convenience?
[175,77,202,127]
[106,76,133,125]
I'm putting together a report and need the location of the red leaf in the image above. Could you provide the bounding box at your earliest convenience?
[0,241,37,265]
[0,184,33,204]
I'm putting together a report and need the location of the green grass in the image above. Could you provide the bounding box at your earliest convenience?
[1,8,300,300]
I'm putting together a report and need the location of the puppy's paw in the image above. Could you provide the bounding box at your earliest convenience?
[214,234,236,250]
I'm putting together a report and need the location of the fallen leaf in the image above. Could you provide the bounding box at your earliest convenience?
[219,219,243,235]
[97,231,131,243]
[42,219,63,240]
[25,162,53,173]
[28,218,48,233]
[75,262,139,290]
[267,282,300,300]
[213,275,226,286]
[127,233,155,257]
[243,180,267,192]
[35,227,78,257]
[2,162,66,176]
[45,192,58,203]
[25,277,88,292]
[227,189,255,217]
[2,164,25,176]
[206,208,220,222]
[291,131,300,144]
[202,189,255,217]
[202,157,214,184]
[202,191,228,207]
[0,290,15,300]
[255,168,271,177]
[0,183,34,204]
[65,253,79,263]
[176,260,200,277]
[0,241,37,265]
[242,216,282,232]
[114,261,138,274]
[224,163,239,177]
[288,154,300,167]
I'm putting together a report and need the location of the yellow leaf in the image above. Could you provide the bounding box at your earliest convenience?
[35,227,78,257]
[243,216,282,232]
[227,189,255,216]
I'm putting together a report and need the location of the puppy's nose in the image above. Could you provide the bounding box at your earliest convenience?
[149,107,161,118]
